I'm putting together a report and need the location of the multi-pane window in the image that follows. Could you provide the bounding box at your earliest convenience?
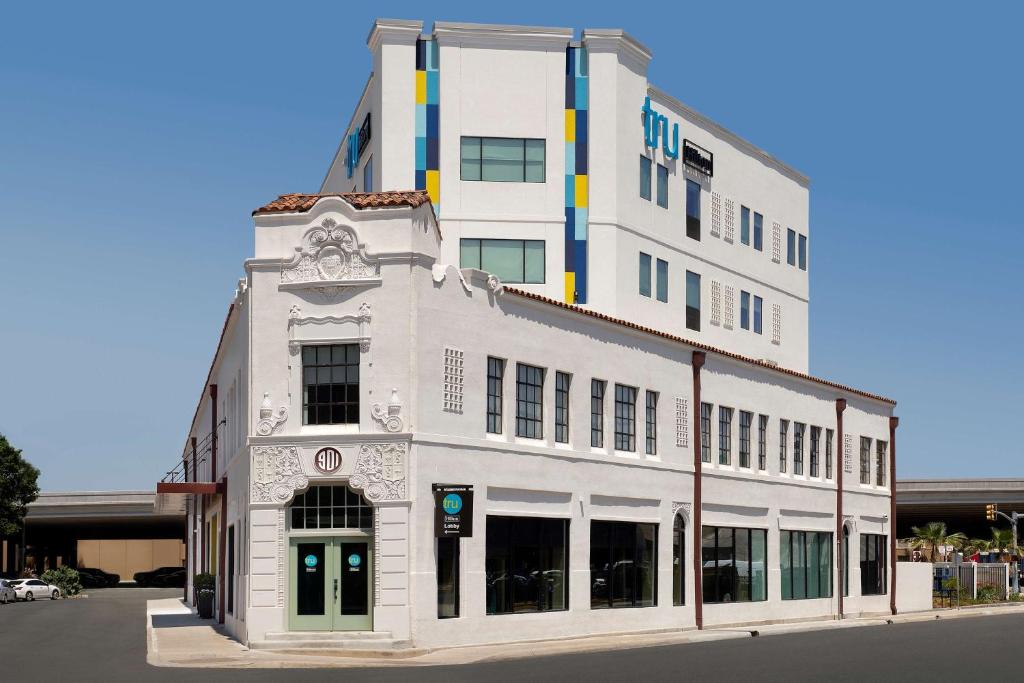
[290,485,372,530]
[700,402,713,463]
[793,422,806,475]
[591,379,606,448]
[860,534,887,595]
[757,414,768,470]
[860,437,872,485]
[656,164,668,208]
[460,137,545,182]
[809,426,821,477]
[686,271,701,331]
[753,211,763,251]
[639,252,652,297]
[645,390,658,455]
[591,521,658,608]
[787,229,796,266]
[515,363,544,439]
[781,530,832,600]
[876,440,888,487]
[486,516,568,613]
[640,156,652,201]
[555,371,571,444]
[460,239,544,284]
[739,411,752,468]
[686,179,701,240]
[718,407,733,465]
[740,291,750,330]
[753,295,763,335]
[701,526,768,603]
[672,515,685,606]
[779,419,790,473]
[614,384,637,452]
[486,357,505,434]
[825,428,834,479]
[740,205,750,245]
[302,344,359,425]
[656,259,668,303]
[798,234,808,271]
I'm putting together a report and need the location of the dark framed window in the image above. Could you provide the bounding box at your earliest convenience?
[757,414,768,471]
[645,390,658,455]
[640,156,652,201]
[460,136,545,182]
[656,164,668,208]
[798,234,808,271]
[753,211,763,251]
[555,371,571,444]
[437,536,460,618]
[590,521,658,609]
[779,419,789,473]
[486,357,505,434]
[290,485,372,530]
[876,440,888,487]
[362,155,373,193]
[753,295,763,335]
[740,290,750,330]
[793,422,805,475]
[787,229,796,266]
[302,344,359,425]
[672,515,685,606]
[591,379,606,448]
[700,402,713,463]
[843,526,850,597]
[825,428,834,480]
[860,437,872,485]
[809,426,821,477]
[685,179,701,241]
[460,238,545,284]
[686,270,701,331]
[860,534,887,595]
[639,252,652,297]
[656,259,668,303]
[781,530,832,600]
[740,205,750,246]
[227,525,235,614]
[614,384,637,452]
[739,411,752,468]
[718,406,733,465]
[515,363,544,439]
[486,516,568,614]
[701,526,767,603]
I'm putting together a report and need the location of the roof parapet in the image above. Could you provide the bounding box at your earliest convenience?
[433,21,573,50]
[582,28,652,73]
[367,18,423,51]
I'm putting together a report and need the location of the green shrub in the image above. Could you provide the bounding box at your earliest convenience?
[194,572,216,592]
[41,566,82,597]
[976,584,1001,603]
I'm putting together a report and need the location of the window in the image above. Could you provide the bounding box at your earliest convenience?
[718,406,733,465]
[810,426,821,477]
[793,422,805,475]
[753,212,763,251]
[290,485,372,530]
[656,259,668,303]
[740,291,750,330]
[302,344,359,425]
[739,411,752,468]
[753,296,763,335]
[591,521,658,608]
[645,390,658,455]
[758,414,768,471]
[460,137,545,182]
[555,372,571,444]
[686,271,701,331]
[486,357,505,434]
[460,239,545,284]
[701,526,767,603]
[591,379,606,448]
[640,156,652,200]
[860,534,887,595]
[787,229,796,266]
[740,206,750,246]
[486,516,568,614]
[227,525,235,614]
[825,428,834,479]
[798,234,807,271]
[639,252,652,297]
[686,180,701,240]
[860,437,872,485]
[656,164,668,208]
[362,155,373,192]
[843,526,850,597]
[672,515,685,606]
[515,363,544,439]
[779,419,789,473]
[437,536,459,618]
[700,402,713,463]
[614,384,637,452]
[781,531,832,600]
[876,441,888,487]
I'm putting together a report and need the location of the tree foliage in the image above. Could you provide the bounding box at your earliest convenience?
[0,434,41,536]
[908,522,966,562]
[41,566,81,597]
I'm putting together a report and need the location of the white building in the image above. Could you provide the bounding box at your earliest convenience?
[156,20,908,652]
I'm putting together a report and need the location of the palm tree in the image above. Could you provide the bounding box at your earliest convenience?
[963,538,992,557]
[909,522,967,562]
[991,527,1015,558]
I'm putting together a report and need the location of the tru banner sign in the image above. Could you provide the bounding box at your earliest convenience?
[433,484,473,537]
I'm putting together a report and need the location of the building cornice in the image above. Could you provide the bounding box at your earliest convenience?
[366,18,423,52]
[582,28,652,73]
[433,21,572,51]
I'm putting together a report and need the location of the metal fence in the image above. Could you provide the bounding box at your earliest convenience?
[933,562,1009,600]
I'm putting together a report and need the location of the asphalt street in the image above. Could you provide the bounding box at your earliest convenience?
[0,588,1019,682]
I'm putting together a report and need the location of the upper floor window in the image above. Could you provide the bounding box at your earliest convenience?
[753,212,763,251]
[686,271,701,331]
[460,137,544,182]
[645,390,658,455]
[656,259,668,303]
[740,206,750,246]
[555,371,571,444]
[639,252,652,297]
[719,406,733,465]
[515,363,544,439]
[614,384,637,452]
[740,291,751,330]
[302,344,359,425]
[739,411,752,468]
[793,422,806,475]
[798,234,808,271]
[876,440,888,487]
[860,437,872,485]
[591,379,606,448]
[757,414,768,471]
[686,180,701,241]
[640,156,652,201]
[810,426,821,477]
[825,428,834,479]
[656,164,669,208]
[460,238,544,284]
[753,295,763,335]
[487,357,505,434]
[779,419,789,473]
[700,402,713,463]
[787,229,797,266]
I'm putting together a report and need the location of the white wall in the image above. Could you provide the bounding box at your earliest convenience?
[896,562,933,614]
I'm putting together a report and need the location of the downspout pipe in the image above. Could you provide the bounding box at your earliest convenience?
[836,398,847,620]
[889,416,899,616]
[692,351,706,630]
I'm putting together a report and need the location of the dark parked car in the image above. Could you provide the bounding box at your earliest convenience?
[76,567,120,588]
[134,566,185,587]
[149,568,186,588]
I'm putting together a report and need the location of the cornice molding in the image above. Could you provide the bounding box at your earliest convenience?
[434,21,572,50]
[366,18,423,52]
[582,29,652,72]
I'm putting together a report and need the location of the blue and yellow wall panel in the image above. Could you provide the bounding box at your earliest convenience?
[564,46,588,304]
[415,38,440,212]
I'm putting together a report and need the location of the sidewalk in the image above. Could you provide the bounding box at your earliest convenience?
[146,598,1024,669]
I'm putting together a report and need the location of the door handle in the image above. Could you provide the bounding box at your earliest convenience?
[333,578,338,602]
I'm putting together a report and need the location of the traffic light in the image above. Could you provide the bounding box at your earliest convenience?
[986,504,998,521]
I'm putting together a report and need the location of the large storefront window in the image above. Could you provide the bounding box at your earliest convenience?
[485,516,568,614]
[860,533,887,595]
[289,485,372,530]
[701,526,767,603]
[590,521,657,609]
[780,530,832,600]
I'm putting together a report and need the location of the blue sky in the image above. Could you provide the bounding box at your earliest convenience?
[1,1,1020,490]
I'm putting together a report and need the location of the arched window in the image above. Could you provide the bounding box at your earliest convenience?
[842,525,850,597]
[289,485,372,530]
[673,514,686,606]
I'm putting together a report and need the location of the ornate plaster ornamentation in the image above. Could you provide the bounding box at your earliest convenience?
[486,274,504,295]
[287,303,372,354]
[371,388,404,433]
[255,392,288,436]
[431,263,472,293]
[279,218,379,296]
[251,446,308,505]
[672,501,692,523]
[443,347,465,413]
[349,442,408,503]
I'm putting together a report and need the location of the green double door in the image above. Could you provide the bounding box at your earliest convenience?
[289,537,372,631]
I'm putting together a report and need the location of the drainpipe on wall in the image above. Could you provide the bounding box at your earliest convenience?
[692,350,706,630]
[889,416,899,616]
[836,398,847,620]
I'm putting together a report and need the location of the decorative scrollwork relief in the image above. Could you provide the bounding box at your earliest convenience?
[280,218,379,297]
[672,501,692,524]
[371,388,404,433]
[486,274,504,295]
[256,392,288,436]
[348,442,408,503]
[251,446,308,505]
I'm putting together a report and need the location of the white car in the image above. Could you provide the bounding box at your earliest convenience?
[0,579,16,604]
[10,578,61,601]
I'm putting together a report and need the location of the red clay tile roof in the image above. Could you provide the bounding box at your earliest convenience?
[503,287,897,406]
[253,191,431,216]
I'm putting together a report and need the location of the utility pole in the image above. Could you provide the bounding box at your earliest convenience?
[986,504,1019,595]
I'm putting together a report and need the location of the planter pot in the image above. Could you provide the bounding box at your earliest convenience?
[196,590,215,619]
